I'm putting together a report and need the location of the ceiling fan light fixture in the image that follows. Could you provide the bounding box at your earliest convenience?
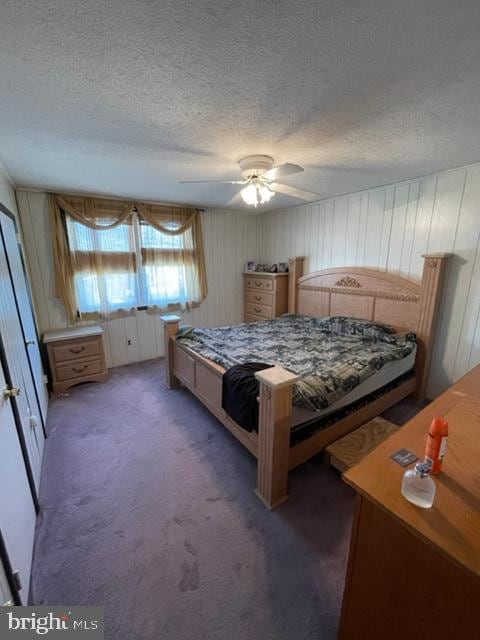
[241,181,275,207]
[259,184,275,204]
[180,154,317,206]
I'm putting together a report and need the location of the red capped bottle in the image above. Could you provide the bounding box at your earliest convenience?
[424,417,448,475]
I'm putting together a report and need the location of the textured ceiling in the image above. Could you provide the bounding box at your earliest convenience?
[0,1,479,211]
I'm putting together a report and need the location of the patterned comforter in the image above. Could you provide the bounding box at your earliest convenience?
[176,315,416,412]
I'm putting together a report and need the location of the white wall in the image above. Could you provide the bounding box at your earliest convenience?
[257,162,480,398]
[16,190,258,368]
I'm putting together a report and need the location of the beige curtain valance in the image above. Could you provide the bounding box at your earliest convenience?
[49,193,207,323]
[52,194,199,235]
[136,202,198,236]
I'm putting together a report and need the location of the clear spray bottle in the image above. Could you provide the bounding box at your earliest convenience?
[401,461,436,508]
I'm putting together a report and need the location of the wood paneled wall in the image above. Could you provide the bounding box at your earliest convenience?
[257,163,480,398]
[16,191,258,368]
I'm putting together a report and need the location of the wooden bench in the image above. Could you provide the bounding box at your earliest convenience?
[325,417,399,472]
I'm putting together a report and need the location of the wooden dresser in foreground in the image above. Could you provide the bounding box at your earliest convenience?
[243,272,288,322]
[338,365,480,640]
[43,326,108,393]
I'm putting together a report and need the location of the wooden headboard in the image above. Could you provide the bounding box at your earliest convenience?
[287,255,449,399]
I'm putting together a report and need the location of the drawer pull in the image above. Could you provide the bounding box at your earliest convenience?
[72,365,88,374]
[70,346,85,354]
[254,281,262,287]
[254,295,262,301]
[254,307,262,313]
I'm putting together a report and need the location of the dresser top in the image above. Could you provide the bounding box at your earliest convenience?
[43,325,103,343]
[344,365,480,581]
[243,271,289,277]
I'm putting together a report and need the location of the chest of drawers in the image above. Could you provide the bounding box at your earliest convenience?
[43,326,108,393]
[243,272,288,322]
[339,367,480,640]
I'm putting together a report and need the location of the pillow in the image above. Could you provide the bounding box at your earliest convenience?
[382,331,417,345]
[176,324,194,338]
[316,316,397,340]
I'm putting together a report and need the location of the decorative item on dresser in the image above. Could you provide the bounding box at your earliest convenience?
[43,326,108,393]
[243,271,288,322]
[339,365,480,640]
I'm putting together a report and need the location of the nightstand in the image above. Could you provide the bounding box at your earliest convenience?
[243,272,289,322]
[43,326,108,393]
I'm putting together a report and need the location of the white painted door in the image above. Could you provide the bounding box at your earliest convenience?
[0,558,14,606]
[0,235,44,490]
[0,211,48,426]
[0,363,37,603]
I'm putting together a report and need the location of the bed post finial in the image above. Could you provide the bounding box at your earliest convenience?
[254,366,300,509]
[160,314,181,389]
[288,257,305,313]
[415,254,450,399]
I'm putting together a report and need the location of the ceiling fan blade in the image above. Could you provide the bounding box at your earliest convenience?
[262,163,304,181]
[226,189,244,206]
[270,182,320,202]
[179,179,247,185]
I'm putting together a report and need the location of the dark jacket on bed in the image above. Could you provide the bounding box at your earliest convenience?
[222,363,273,432]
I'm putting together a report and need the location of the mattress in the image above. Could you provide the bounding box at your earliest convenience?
[291,347,416,426]
[290,370,416,447]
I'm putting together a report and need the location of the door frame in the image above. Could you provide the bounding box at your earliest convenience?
[0,331,40,512]
[0,530,22,605]
[0,202,47,438]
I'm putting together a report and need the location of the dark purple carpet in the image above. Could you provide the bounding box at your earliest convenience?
[30,360,357,639]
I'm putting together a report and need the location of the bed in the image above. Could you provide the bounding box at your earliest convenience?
[161,254,448,508]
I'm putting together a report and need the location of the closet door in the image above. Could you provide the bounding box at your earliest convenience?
[0,360,37,603]
[0,208,48,426]
[0,229,44,490]
[0,560,14,606]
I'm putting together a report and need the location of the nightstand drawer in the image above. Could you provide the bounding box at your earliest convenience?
[246,290,274,306]
[245,277,274,292]
[245,302,274,319]
[51,338,101,364]
[55,357,104,382]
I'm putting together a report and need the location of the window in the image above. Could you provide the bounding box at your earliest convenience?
[67,217,137,314]
[65,212,201,317]
[139,220,193,307]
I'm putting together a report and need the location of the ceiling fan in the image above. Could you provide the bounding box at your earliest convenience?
[179,155,320,207]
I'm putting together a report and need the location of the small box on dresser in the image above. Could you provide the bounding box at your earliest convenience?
[243,272,288,322]
[43,326,108,393]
